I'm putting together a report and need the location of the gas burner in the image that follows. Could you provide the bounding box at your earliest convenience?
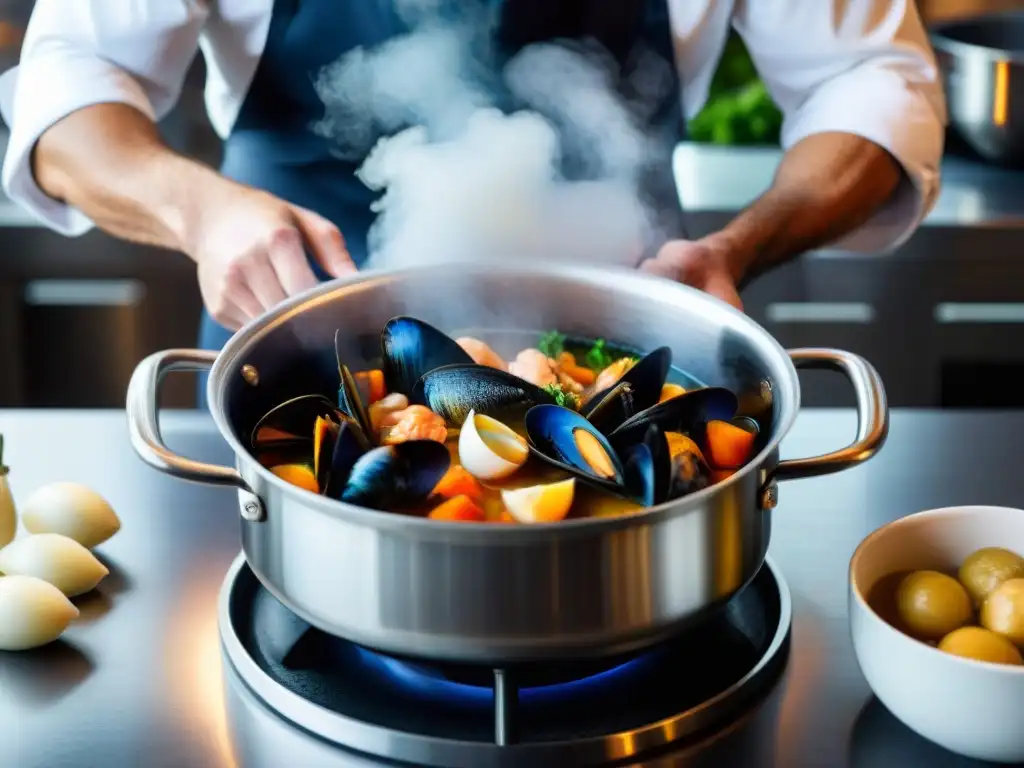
[219,555,791,767]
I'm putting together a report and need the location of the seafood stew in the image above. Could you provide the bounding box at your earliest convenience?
[249,317,762,524]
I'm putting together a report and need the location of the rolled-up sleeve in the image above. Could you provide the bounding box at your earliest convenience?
[0,1,207,235]
[732,0,947,253]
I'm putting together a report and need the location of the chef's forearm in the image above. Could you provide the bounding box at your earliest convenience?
[707,132,903,286]
[32,102,230,255]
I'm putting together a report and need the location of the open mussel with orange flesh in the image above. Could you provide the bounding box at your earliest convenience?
[413,364,557,427]
[582,347,672,434]
[252,394,371,496]
[323,418,372,497]
[340,440,451,511]
[380,316,473,397]
[334,329,377,441]
[525,404,627,493]
[619,423,712,505]
[620,425,671,506]
[251,394,343,453]
[608,386,739,454]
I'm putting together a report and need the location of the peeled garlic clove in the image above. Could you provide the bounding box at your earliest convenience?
[22,482,121,549]
[0,533,109,597]
[0,575,79,651]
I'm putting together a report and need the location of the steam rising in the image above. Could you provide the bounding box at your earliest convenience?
[314,7,674,272]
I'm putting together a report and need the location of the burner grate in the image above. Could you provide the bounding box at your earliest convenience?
[220,556,792,767]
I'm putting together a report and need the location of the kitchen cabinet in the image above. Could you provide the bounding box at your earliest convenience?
[736,225,1024,409]
[0,229,203,408]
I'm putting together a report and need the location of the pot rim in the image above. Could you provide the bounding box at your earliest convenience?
[207,262,801,538]
[929,12,1024,65]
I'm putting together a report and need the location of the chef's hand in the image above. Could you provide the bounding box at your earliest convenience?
[188,185,356,330]
[640,238,744,312]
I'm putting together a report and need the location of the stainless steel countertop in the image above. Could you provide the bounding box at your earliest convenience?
[0,408,1019,768]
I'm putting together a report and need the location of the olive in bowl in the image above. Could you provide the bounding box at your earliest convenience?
[849,505,1024,763]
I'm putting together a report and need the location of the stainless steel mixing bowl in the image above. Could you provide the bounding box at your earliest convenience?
[931,11,1024,165]
[126,263,887,663]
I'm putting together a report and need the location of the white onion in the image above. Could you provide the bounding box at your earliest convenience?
[0,575,79,651]
[21,482,121,549]
[0,533,109,597]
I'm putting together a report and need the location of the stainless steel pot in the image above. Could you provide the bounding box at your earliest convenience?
[930,10,1024,165]
[126,264,887,664]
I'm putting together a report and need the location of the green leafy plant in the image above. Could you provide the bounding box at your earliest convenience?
[687,32,783,146]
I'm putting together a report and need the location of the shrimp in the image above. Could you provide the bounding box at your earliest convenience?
[556,352,596,387]
[380,405,448,445]
[557,370,584,394]
[508,348,559,388]
[592,357,635,393]
[369,392,409,433]
[456,337,507,370]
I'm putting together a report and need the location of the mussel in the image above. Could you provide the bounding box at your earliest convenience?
[323,417,371,498]
[623,423,715,506]
[252,393,371,497]
[583,347,672,434]
[668,450,712,499]
[525,404,626,491]
[608,386,738,453]
[413,364,556,427]
[334,329,375,441]
[340,440,451,510]
[251,394,343,452]
[380,316,473,396]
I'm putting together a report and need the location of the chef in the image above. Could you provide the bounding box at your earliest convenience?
[0,1,943,375]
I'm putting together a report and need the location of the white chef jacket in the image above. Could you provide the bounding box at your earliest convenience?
[0,0,946,254]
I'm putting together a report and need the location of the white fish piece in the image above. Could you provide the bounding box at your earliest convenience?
[0,533,109,597]
[21,482,121,549]
[0,575,79,651]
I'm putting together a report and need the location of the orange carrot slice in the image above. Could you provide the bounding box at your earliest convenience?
[354,369,387,405]
[432,465,484,502]
[558,352,596,386]
[312,415,336,484]
[704,420,756,470]
[271,464,319,494]
[429,495,487,522]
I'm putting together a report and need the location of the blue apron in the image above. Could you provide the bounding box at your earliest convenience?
[197,0,685,408]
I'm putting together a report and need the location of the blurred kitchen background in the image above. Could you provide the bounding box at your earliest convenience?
[0,0,1020,409]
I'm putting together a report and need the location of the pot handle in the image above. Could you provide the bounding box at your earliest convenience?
[772,348,888,482]
[126,349,264,520]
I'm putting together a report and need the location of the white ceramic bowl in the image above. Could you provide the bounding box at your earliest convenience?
[849,505,1024,764]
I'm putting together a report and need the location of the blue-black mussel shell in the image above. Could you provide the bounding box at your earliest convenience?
[339,440,451,511]
[380,316,473,397]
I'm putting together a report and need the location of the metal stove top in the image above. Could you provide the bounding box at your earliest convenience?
[220,555,791,767]
[7,410,1015,768]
